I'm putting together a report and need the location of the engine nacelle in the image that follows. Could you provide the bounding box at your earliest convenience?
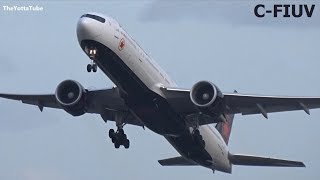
[55,80,87,116]
[190,81,225,116]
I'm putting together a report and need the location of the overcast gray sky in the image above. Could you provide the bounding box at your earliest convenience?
[0,0,320,179]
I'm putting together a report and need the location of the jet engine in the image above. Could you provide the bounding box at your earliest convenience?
[190,81,225,116]
[55,80,87,116]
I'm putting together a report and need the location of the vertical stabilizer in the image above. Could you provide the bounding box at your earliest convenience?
[215,114,234,145]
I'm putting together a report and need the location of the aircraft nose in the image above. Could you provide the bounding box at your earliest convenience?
[76,16,102,43]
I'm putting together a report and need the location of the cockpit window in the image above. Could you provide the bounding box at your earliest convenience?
[81,14,105,23]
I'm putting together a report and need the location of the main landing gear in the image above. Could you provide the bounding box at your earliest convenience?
[186,115,206,148]
[187,114,206,148]
[107,111,130,149]
[193,129,205,147]
[109,128,130,149]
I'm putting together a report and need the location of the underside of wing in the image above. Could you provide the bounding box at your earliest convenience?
[0,87,144,127]
[0,88,127,114]
[161,87,320,120]
[224,93,320,118]
[160,87,222,125]
[229,154,305,167]
[0,93,59,110]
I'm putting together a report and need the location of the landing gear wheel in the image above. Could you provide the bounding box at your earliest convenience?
[109,129,115,139]
[87,64,92,72]
[87,61,97,73]
[114,142,120,149]
[124,139,130,149]
[108,128,130,149]
[92,64,97,72]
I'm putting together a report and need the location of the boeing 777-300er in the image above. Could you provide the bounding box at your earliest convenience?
[0,13,317,173]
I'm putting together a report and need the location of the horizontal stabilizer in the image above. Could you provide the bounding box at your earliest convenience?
[158,156,198,166]
[229,154,305,167]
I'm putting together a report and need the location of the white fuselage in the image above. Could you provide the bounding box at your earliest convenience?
[77,13,231,173]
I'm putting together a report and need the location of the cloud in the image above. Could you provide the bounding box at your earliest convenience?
[139,0,320,28]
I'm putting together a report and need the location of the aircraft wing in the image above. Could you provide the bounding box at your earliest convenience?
[0,93,59,110]
[0,88,144,126]
[223,93,320,118]
[161,87,320,118]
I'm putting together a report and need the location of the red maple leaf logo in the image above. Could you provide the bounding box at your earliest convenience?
[118,38,125,51]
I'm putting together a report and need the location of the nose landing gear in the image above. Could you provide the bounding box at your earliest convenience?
[85,46,98,73]
[87,60,97,72]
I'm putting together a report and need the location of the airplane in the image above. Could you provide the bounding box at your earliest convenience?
[0,12,318,173]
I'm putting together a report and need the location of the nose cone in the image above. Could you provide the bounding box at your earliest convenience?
[77,17,102,44]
